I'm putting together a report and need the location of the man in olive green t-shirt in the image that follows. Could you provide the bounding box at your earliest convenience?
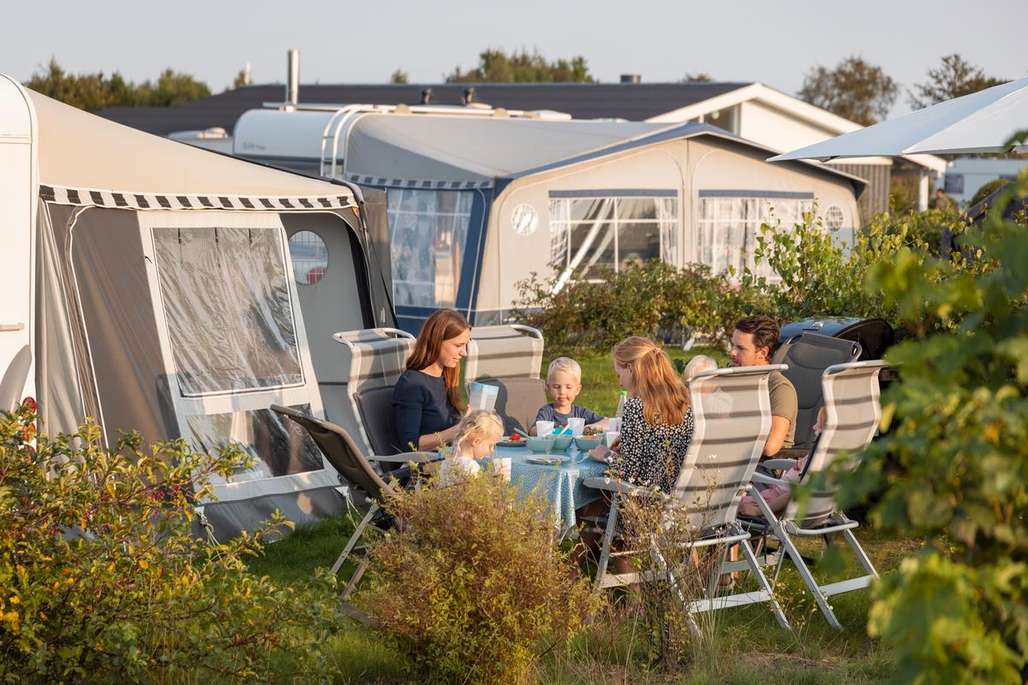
[730,315,797,456]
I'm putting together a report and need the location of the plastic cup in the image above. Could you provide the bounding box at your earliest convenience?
[605,431,621,448]
[535,420,555,437]
[566,417,586,436]
[491,457,512,482]
[607,417,622,432]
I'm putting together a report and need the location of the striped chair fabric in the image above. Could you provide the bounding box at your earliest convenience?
[671,365,779,533]
[464,324,544,381]
[783,360,886,529]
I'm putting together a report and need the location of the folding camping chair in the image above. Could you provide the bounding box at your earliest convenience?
[270,404,439,599]
[582,365,792,633]
[464,324,547,434]
[744,360,888,630]
[772,333,861,452]
[333,327,416,456]
[463,324,544,382]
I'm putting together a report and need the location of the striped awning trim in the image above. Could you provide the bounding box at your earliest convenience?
[39,185,356,211]
[343,173,493,190]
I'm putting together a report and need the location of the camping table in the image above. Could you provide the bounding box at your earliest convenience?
[491,444,608,535]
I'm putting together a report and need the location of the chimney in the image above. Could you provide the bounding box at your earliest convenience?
[420,88,433,105]
[463,87,476,105]
[243,62,252,86]
[286,48,300,107]
[620,73,641,84]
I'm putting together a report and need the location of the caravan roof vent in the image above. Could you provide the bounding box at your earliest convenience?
[620,74,641,84]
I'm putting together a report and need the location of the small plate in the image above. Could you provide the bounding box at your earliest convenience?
[497,439,527,448]
[526,455,567,466]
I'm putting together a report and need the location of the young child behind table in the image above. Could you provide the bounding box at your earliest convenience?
[533,357,607,434]
[737,406,826,517]
[438,410,504,485]
[683,354,718,382]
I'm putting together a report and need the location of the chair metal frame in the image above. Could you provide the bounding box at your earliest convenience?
[743,360,887,630]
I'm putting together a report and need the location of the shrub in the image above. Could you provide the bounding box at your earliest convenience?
[0,401,340,683]
[838,174,1028,682]
[512,262,763,352]
[356,475,597,684]
[514,207,980,354]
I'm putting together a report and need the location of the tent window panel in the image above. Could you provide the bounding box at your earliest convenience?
[187,404,323,483]
[152,226,303,396]
[387,189,472,308]
[696,197,817,281]
[548,195,679,282]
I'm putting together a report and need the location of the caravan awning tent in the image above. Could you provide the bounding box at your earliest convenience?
[769,76,1028,161]
[1,75,391,538]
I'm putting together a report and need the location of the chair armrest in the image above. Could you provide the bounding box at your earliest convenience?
[582,476,665,499]
[762,458,798,472]
[752,472,791,488]
[768,447,809,461]
[368,451,443,464]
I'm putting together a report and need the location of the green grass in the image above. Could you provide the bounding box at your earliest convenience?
[246,349,908,684]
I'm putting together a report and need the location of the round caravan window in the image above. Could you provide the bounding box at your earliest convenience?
[288,231,329,285]
[511,204,539,236]
[825,205,845,233]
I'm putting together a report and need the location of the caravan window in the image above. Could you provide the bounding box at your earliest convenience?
[697,194,814,280]
[548,194,678,280]
[152,226,304,396]
[387,189,473,307]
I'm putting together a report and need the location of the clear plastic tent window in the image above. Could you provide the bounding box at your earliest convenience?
[386,189,473,307]
[547,196,678,280]
[697,197,814,281]
[187,405,324,483]
[152,226,304,396]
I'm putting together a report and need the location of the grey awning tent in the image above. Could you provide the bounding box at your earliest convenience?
[4,76,393,539]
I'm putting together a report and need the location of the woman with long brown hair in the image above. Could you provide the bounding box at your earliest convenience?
[392,309,471,452]
[589,336,694,492]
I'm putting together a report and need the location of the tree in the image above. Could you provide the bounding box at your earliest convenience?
[445,49,594,83]
[908,54,1007,109]
[137,68,211,106]
[681,72,713,83]
[232,65,251,89]
[390,68,410,85]
[798,56,898,125]
[25,58,210,112]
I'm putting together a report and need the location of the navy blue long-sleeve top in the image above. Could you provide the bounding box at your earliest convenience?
[392,369,462,451]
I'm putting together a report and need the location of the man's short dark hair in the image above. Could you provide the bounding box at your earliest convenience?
[734,315,780,357]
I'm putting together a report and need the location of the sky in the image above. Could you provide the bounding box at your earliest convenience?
[4,0,1027,115]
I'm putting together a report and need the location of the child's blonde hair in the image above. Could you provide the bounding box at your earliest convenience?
[683,354,717,382]
[547,357,582,384]
[454,409,504,454]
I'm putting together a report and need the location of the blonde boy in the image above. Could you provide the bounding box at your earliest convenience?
[532,357,606,433]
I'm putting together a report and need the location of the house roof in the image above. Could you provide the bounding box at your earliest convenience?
[96,82,751,136]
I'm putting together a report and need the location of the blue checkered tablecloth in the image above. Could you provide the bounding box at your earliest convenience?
[491,444,607,532]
